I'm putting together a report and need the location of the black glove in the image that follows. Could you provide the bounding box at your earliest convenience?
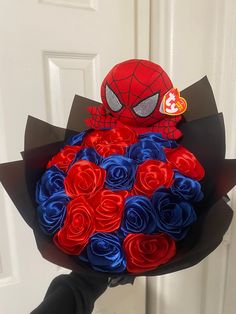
[31,271,108,314]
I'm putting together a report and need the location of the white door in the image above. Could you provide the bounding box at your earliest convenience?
[0,1,148,313]
[148,1,236,314]
[1,1,236,314]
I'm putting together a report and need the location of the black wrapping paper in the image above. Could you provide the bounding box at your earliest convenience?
[0,77,235,279]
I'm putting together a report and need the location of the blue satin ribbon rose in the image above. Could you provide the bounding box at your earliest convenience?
[37,193,70,235]
[36,166,66,204]
[139,132,177,148]
[152,188,197,240]
[171,172,204,202]
[120,196,157,236]
[71,147,103,166]
[66,129,90,146]
[82,232,126,272]
[126,139,166,163]
[101,155,137,190]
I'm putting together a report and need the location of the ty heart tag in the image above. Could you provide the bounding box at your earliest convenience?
[160,88,187,116]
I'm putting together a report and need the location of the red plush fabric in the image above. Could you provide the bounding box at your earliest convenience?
[86,59,182,139]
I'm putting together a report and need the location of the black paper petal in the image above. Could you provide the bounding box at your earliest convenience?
[182,76,218,121]
[66,95,100,136]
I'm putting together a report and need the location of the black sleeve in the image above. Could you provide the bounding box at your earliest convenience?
[30,271,108,314]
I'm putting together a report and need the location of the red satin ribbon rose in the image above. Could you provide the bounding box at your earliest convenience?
[83,127,138,157]
[53,197,95,255]
[64,160,106,198]
[133,160,174,197]
[123,233,176,273]
[106,127,138,146]
[47,145,81,172]
[165,146,205,180]
[88,189,129,232]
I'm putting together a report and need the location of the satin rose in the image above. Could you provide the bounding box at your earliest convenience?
[165,146,205,180]
[126,139,166,163]
[66,129,89,146]
[36,166,66,204]
[171,171,204,202]
[83,127,137,157]
[84,232,126,272]
[152,188,197,240]
[120,196,157,236]
[139,132,177,148]
[133,160,174,197]
[53,197,95,255]
[47,145,81,172]
[88,189,129,232]
[37,193,70,235]
[123,233,176,273]
[72,147,103,166]
[101,155,137,190]
[64,160,106,198]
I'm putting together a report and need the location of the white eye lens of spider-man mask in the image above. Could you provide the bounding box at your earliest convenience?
[133,93,159,117]
[105,85,123,112]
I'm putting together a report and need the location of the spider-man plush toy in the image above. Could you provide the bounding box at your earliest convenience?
[86,59,182,139]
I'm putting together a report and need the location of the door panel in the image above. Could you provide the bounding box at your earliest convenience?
[0,1,147,313]
[149,1,236,314]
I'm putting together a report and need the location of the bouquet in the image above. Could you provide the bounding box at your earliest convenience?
[0,59,235,280]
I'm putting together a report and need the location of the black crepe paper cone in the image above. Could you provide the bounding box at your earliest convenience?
[0,77,235,278]
[66,95,101,135]
[24,115,66,151]
[181,76,218,121]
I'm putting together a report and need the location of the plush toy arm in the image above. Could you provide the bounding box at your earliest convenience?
[85,105,117,129]
[87,104,107,116]
[150,116,182,140]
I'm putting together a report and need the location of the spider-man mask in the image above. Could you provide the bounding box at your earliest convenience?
[101,59,173,127]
